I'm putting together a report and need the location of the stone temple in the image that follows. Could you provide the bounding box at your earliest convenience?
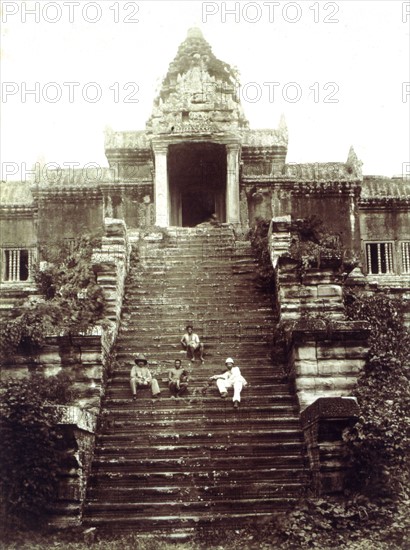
[0,28,409,533]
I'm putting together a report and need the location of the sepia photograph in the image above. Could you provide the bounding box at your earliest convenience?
[0,1,409,548]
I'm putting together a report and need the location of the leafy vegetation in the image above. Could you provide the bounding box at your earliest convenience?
[251,219,409,547]
[289,216,343,272]
[0,236,108,529]
[249,217,276,294]
[250,216,344,290]
[0,236,106,358]
[341,290,410,547]
[0,372,73,528]
[0,522,401,549]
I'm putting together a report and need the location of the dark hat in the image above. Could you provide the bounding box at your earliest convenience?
[186,324,193,330]
[134,353,148,365]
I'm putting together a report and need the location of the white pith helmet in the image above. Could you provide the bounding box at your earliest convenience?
[225,357,234,365]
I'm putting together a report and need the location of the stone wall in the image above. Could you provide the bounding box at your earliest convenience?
[102,185,154,230]
[269,180,362,255]
[0,207,37,248]
[300,397,360,494]
[269,216,369,494]
[287,323,369,412]
[0,218,130,525]
[50,406,97,527]
[36,190,104,245]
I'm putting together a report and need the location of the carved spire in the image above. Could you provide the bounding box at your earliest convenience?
[187,27,204,39]
[278,113,288,142]
[146,28,248,134]
[346,146,363,179]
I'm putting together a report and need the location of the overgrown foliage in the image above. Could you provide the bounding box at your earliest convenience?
[341,290,410,546]
[0,371,73,528]
[250,216,344,291]
[289,216,343,271]
[0,236,106,358]
[249,217,276,293]
[0,519,401,549]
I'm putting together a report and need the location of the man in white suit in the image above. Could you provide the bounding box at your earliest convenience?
[209,357,247,409]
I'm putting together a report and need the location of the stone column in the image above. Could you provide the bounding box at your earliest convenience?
[226,143,240,224]
[153,143,169,227]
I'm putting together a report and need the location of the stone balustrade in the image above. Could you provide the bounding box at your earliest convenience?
[269,216,370,494]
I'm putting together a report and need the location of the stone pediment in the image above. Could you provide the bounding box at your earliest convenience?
[146,28,249,136]
[241,128,288,148]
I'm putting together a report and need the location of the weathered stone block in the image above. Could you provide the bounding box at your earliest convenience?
[296,377,320,390]
[301,396,359,423]
[294,360,318,376]
[38,352,62,365]
[81,366,103,379]
[317,285,342,298]
[43,365,63,377]
[294,344,317,360]
[343,345,369,359]
[317,359,363,376]
[336,359,364,375]
[316,345,346,359]
[317,360,337,375]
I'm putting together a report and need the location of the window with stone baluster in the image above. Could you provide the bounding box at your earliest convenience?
[365,242,394,275]
[1,247,36,282]
[401,242,410,274]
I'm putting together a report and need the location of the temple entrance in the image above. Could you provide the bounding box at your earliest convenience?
[168,142,227,227]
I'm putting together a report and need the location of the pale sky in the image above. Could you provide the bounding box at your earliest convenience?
[1,0,409,181]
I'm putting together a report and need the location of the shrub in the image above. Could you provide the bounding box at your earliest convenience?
[341,290,410,547]
[289,216,343,271]
[249,217,276,293]
[0,236,106,359]
[0,371,72,528]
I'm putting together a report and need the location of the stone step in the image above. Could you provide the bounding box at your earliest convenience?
[92,460,305,475]
[84,502,298,533]
[87,482,305,503]
[88,465,306,484]
[105,385,292,397]
[94,441,300,464]
[103,387,293,400]
[87,483,305,502]
[98,423,302,439]
[113,351,275,362]
[82,509,296,533]
[84,230,308,531]
[101,400,297,416]
[94,435,305,455]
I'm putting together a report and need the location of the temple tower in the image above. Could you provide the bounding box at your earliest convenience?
[104,28,288,228]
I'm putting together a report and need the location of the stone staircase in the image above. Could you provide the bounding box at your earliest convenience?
[83,226,310,536]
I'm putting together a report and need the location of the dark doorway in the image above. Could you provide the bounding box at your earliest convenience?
[168,143,227,227]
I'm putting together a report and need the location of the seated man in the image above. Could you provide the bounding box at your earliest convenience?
[168,359,189,398]
[209,357,247,409]
[180,325,204,363]
[196,213,220,228]
[130,353,161,401]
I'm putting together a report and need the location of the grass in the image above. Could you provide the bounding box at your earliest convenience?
[0,527,402,550]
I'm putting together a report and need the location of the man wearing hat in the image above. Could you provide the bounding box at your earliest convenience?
[130,353,161,400]
[209,357,247,408]
[180,324,204,363]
